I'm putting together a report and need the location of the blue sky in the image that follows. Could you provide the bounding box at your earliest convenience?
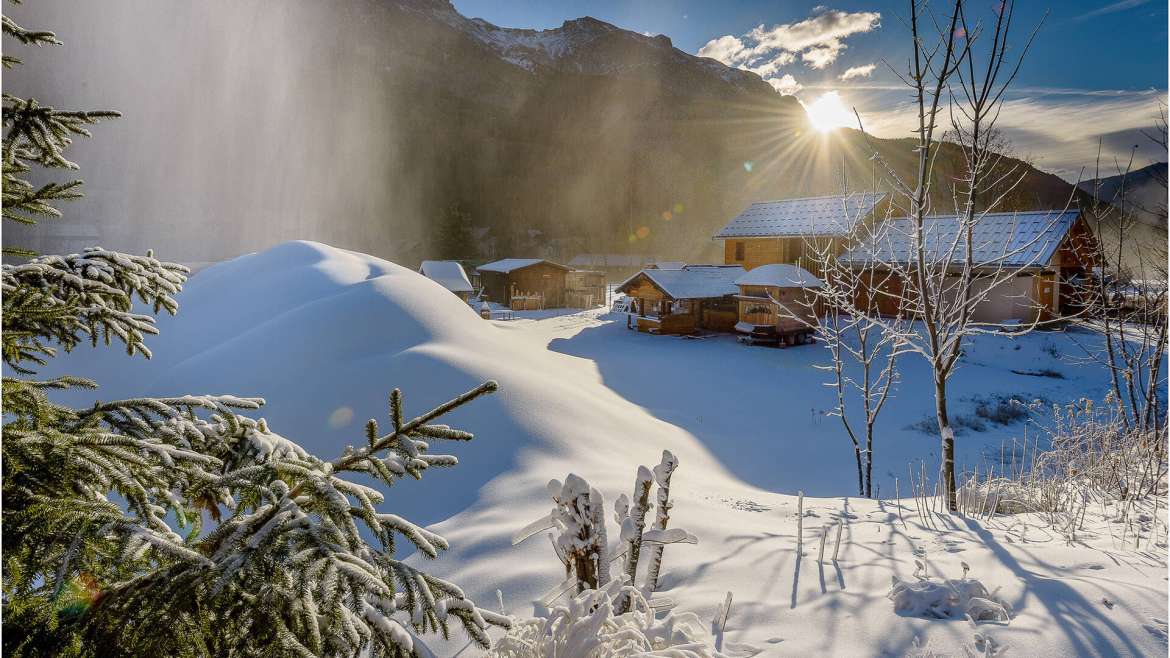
[453,0,1169,180]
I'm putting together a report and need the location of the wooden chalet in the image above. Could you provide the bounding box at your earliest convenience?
[565,270,607,308]
[477,258,570,309]
[838,210,1099,323]
[616,265,744,335]
[714,193,887,274]
[418,260,474,302]
[734,264,823,346]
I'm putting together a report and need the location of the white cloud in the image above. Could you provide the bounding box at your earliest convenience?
[855,88,1167,181]
[697,35,747,65]
[802,43,845,69]
[746,10,880,54]
[1074,0,1150,21]
[767,74,803,96]
[746,51,797,78]
[697,9,880,95]
[840,63,877,80]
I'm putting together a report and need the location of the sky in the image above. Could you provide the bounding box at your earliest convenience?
[453,0,1169,182]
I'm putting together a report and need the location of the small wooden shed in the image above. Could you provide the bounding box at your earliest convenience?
[733,264,823,346]
[477,258,570,309]
[565,270,607,308]
[616,265,744,335]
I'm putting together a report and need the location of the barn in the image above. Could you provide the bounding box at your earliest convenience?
[477,258,570,309]
[734,264,823,346]
[616,264,744,335]
[418,260,474,302]
[714,193,887,274]
[838,210,1099,323]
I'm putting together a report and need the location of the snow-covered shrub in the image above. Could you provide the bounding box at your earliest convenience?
[903,632,1007,658]
[957,397,1167,549]
[888,572,1012,623]
[517,452,693,598]
[488,580,724,658]
[545,474,610,591]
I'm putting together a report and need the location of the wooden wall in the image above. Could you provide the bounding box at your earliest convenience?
[566,270,607,308]
[481,263,567,307]
[737,285,817,333]
[723,236,840,275]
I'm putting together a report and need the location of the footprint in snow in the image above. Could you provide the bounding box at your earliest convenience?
[1144,618,1168,645]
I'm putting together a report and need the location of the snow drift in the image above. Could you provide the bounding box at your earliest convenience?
[37,240,736,527]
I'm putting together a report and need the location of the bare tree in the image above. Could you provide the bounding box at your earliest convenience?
[844,0,1054,510]
[796,175,905,498]
[1071,129,1168,441]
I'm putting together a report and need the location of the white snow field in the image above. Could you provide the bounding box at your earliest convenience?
[43,241,1167,657]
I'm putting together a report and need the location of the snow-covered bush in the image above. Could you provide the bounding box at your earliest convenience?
[488,580,724,658]
[956,397,1167,549]
[517,451,693,598]
[888,568,1012,624]
[505,453,709,656]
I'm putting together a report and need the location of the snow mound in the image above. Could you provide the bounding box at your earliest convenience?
[40,240,732,528]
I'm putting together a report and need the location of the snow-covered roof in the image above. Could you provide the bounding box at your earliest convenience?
[735,264,823,288]
[418,260,473,293]
[618,265,746,300]
[477,258,570,274]
[838,210,1080,269]
[650,261,687,270]
[714,193,886,239]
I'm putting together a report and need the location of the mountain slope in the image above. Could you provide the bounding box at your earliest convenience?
[4,0,1091,265]
[1078,162,1168,228]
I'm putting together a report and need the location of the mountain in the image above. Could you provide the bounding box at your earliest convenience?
[372,0,1089,261]
[1078,162,1168,228]
[3,0,1092,264]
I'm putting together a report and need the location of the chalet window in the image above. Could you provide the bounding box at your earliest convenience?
[734,241,745,261]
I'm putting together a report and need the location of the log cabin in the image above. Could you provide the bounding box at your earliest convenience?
[477,258,570,308]
[837,210,1099,324]
[418,260,474,302]
[734,264,824,346]
[616,265,745,335]
[714,193,887,274]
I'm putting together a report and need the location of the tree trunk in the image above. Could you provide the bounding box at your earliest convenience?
[865,433,874,499]
[643,451,677,594]
[624,469,653,586]
[934,377,958,511]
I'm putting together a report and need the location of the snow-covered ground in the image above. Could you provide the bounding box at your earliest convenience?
[42,242,1167,657]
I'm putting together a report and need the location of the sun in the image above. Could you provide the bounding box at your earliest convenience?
[804,91,855,133]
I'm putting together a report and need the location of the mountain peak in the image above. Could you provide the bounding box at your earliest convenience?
[399,0,760,92]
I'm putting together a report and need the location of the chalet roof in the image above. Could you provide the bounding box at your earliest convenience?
[714,192,886,239]
[418,260,473,293]
[618,264,745,300]
[838,210,1080,269]
[735,264,823,288]
[477,258,570,274]
[650,261,686,270]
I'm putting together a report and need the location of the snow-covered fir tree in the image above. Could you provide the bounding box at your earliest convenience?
[2,10,506,657]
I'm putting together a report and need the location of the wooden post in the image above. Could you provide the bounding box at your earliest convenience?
[796,491,804,553]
